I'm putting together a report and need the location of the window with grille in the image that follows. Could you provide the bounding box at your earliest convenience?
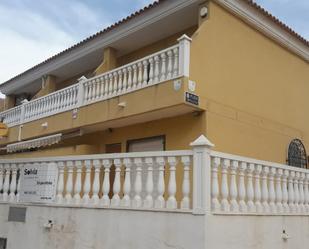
[287,139,308,168]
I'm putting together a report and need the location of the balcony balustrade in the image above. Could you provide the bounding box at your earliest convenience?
[0,35,192,128]
[0,135,309,216]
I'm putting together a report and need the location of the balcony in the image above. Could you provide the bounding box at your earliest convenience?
[0,35,193,129]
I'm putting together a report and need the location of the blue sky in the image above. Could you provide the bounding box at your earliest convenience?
[0,0,308,85]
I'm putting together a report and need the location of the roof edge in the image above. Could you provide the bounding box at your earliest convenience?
[215,0,309,62]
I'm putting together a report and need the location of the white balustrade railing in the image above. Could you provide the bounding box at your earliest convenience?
[0,150,194,212]
[210,151,309,215]
[0,35,192,127]
[1,135,309,216]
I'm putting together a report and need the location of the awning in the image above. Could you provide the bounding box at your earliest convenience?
[6,133,62,153]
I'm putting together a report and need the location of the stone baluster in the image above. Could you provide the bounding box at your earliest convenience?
[294,172,300,213]
[282,170,289,213]
[211,157,220,211]
[238,162,247,212]
[99,76,105,97]
[0,165,4,200]
[121,158,132,207]
[74,161,82,204]
[254,165,263,213]
[261,166,270,213]
[154,55,160,83]
[160,52,167,81]
[117,70,123,94]
[221,159,230,212]
[144,158,154,208]
[167,50,173,79]
[92,160,101,205]
[65,161,74,204]
[95,78,101,99]
[137,62,143,88]
[9,164,17,202]
[275,169,283,213]
[180,156,191,210]
[304,173,309,212]
[91,81,96,100]
[122,68,127,92]
[104,75,109,97]
[132,64,138,89]
[101,159,111,206]
[2,164,11,202]
[56,162,65,204]
[113,72,118,95]
[16,164,22,202]
[173,47,179,77]
[268,168,277,213]
[111,159,122,207]
[133,158,143,208]
[246,163,255,212]
[288,171,295,213]
[148,58,154,85]
[230,160,239,212]
[155,157,166,208]
[108,74,113,96]
[83,160,92,205]
[167,156,177,209]
[127,66,133,90]
[299,173,305,213]
[142,60,148,86]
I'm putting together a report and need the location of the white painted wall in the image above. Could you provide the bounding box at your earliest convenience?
[0,204,308,249]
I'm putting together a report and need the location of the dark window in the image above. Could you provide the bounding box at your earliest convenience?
[0,238,7,249]
[287,139,308,168]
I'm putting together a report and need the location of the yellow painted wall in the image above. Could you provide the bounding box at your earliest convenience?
[190,1,309,163]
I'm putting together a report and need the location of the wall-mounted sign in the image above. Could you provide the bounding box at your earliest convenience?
[19,163,58,203]
[185,92,199,106]
[0,123,8,137]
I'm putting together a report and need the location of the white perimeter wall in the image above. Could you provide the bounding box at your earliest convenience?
[0,204,309,249]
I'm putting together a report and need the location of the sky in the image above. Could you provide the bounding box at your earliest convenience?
[0,0,308,88]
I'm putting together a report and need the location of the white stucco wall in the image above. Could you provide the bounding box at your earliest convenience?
[0,204,308,249]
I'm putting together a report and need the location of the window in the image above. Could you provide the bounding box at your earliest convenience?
[287,139,308,168]
[0,238,7,249]
[127,136,165,152]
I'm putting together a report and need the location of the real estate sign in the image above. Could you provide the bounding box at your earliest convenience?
[19,162,58,203]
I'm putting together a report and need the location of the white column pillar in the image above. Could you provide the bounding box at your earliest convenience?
[9,164,17,202]
[121,158,132,207]
[238,162,247,212]
[83,160,92,205]
[246,163,255,212]
[65,161,74,204]
[261,166,270,213]
[2,164,11,202]
[304,173,309,213]
[111,159,122,207]
[155,157,166,208]
[190,135,214,214]
[144,157,154,208]
[177,34,192,77]
[268,167,277,213]
[92,160,101,206]
[254,165,263,213]
[288,171,295,213]
[133,158,143,208]
[167,156,177,209]
[294,172,300,213]
[275,169,283,213]
[101,159,111,207]
[230,160,239,212]
[299,173,305,213]
[211,157,220,212]
[282,170,289,213]
[181,156,191,210]
[74,161,82,205]
[56,162,65,204]
[221,159,230,212]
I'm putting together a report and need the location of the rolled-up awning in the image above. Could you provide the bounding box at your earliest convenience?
[6,133,62,153]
